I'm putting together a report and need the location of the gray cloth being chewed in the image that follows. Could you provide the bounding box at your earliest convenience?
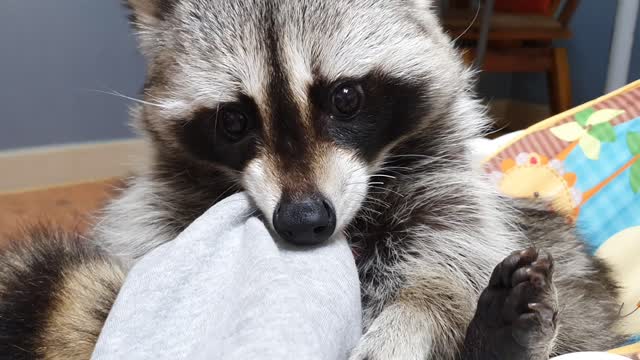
[92,193,362,360]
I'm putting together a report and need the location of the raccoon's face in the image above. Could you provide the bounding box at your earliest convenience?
[127,0,476,245]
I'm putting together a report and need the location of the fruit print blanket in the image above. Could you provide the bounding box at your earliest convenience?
[482,80,640,357]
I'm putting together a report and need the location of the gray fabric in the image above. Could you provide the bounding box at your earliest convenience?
[92,193,362,360]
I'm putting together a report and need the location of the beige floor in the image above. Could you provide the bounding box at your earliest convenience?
[0,179,122,245]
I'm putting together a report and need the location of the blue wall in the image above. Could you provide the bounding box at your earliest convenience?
[0,0,145,151]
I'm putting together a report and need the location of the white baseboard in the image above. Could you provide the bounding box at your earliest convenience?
[0,139,151,193]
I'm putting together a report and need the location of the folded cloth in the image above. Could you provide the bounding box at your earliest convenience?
[91,193,362,360]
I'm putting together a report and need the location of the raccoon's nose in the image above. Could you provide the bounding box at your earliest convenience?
[273,194,336,246]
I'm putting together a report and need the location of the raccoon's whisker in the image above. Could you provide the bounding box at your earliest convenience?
[359,192,388,203]
[366,185,390,192]
[362,199,391,209]
[87,89,169,109]
[213,102,221,141]
[482,121,510,137]
[387,154,442,160]
[11,344,30,354]
[381,164,413,171]
[375,171,405,178]
[212,183,242,205]
[344,180,381,193]
[352,199,382,214]
[367,186,405,198]
[362,186,389,192]
[346,182,374,188]
[160,169,192,182]
[369,174,396,180]
[378,165,413,172]
[363,191,391,203]
[366,191,390,195]
[352,213,373,223]
[386,154,441,159]
[363,197,390,206]
[388,154,458,166]
[374,164,406,173]
[358,207,381,219]
[345,179,373,185]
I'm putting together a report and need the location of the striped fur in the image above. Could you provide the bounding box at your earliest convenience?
[0,226,124,360]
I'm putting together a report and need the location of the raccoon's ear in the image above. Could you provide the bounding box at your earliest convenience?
[124,0,177,27]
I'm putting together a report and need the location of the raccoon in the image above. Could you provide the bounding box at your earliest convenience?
[0,0,625,359]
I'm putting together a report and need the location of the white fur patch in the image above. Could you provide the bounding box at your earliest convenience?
[315,147,369,233]
[280,40,314,119]
[242,157,282,224]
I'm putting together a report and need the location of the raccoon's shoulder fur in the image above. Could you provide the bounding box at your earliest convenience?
[0,226,124,360]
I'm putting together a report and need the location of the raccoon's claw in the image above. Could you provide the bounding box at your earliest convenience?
[462,248,558,360]
[488,247,539,288]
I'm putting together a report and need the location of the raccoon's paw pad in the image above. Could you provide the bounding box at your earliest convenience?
[513,302,557,345]
[471,248,558,355]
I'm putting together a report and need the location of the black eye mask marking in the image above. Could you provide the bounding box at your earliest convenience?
[176,72,428,171]
[177,95,260,171]
[310,71,430,161]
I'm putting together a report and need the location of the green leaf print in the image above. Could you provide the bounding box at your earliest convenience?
[575,108,595,127]
[589,123,616,142]
[628,131,640,156]
[631,162,640,194]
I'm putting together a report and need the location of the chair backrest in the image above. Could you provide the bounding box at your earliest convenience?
[552,0,580,27]
[445,0,580,27]
[548,0,565,14]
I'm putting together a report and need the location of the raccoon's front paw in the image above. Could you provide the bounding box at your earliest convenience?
[462,248,558,360]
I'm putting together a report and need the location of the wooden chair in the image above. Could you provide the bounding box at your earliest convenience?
[442,0,580,116]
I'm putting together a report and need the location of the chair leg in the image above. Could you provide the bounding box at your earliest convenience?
[547,47,573,114]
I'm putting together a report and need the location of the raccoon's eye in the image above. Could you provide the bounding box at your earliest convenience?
[330,83,363,118]
[220,108,250,141]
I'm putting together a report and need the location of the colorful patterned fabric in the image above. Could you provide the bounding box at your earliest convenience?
[482,80,640,356]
